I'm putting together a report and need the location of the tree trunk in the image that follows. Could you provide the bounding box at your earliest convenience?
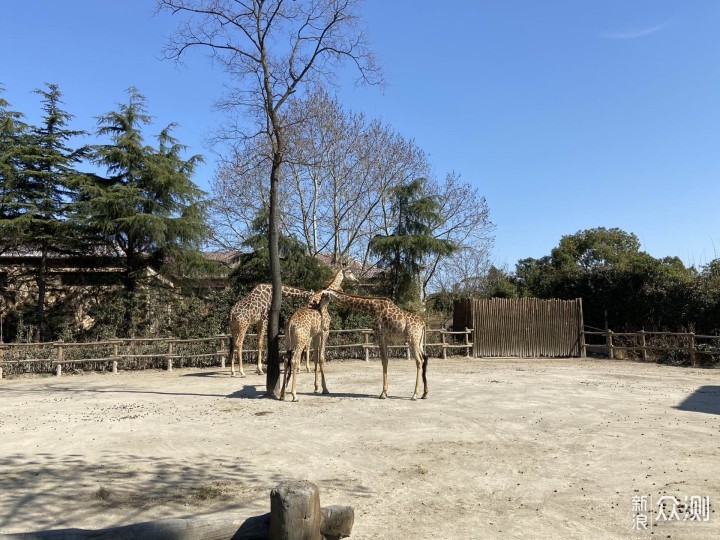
[123,247,137,338]
[35,244,48,342]
[265,152,283,398]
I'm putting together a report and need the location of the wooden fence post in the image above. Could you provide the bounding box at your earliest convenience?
[111,340,120,373]
[218,335,226,369]
[639,330,647,361]
[578,298,586,358]
[167,341,174,371]
[55,341,64,376]
[364,331,370,362]
[465,327,471,358]
[441,330,447,360]
[606,330,614,360]
[688,332,696,366]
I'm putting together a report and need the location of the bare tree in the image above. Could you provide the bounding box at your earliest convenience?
[285,88,429,265]
[159,0,381,396]
[212,87,428,276]
[421,173,494,298]
[209,144,272,250]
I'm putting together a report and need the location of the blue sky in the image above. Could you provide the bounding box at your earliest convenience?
[2,0,720,270]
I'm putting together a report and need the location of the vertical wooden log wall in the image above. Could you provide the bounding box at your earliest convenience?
[453,297,583,358]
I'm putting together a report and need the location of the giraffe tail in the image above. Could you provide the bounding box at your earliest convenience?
[421,352,428,386]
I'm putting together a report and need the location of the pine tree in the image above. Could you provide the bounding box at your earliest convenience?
[79,88,209,336]
[231,208,333,295]
[0,87,29,242]
[0,84,87,340]
[369,178,457,307]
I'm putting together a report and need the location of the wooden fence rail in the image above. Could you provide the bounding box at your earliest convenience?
[0,327,472,379]
[583,329,720,366]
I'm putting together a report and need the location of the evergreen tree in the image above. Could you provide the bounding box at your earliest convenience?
[369,178,457,307]
[0,87,28,243]
[79,88,209,336]
[230,208,333,295]
[0,84,86,340]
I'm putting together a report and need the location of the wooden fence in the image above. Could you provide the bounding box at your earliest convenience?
[583,329,720,365]
[0,327,472,378]
[453,297,584,357]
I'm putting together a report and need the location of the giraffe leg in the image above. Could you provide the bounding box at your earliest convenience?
[229,334,236,377]
[379,339,389,399]
[409,339,424,401]
[314,333,329,394]
[229,322,236,377]
[305,340,312,373]
[280,351,290,400]
[290,346,302,402]
[233,324,248,378]
[319,331,329,394]
[256,318,266,375]
[313,336,321,393]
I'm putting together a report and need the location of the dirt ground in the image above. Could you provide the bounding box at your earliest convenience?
[0,356,718,539]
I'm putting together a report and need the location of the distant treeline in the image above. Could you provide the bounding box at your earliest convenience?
[477,227,720,334]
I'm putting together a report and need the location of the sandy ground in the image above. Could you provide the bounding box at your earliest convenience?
[0,356,718,539]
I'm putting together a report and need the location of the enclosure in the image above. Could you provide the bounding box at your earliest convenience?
[0,356,717,539]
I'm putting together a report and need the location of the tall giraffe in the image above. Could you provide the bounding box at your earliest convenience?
[228,284,313,377]
[322,289,429,400]
[281,293,332,401]
[298,267,357,372]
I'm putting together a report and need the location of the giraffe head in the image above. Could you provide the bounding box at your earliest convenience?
[321,289,338,303]
[309,291,331,310]
[326,262,358,292]
[339,266,358,287]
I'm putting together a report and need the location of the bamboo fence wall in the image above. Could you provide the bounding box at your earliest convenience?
[453,297,584,358]
[0,327,472,379]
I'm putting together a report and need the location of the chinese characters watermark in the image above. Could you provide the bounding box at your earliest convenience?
[632,495,711,531]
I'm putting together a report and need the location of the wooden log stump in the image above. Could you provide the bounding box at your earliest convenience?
[320,505,354,540]
[269,480,321,540]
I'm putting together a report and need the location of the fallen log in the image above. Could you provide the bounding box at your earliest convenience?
[1,481,354,540]
[0,513,270,540]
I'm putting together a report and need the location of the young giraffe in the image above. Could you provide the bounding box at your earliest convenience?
[300,267,357,373]
[227,284,314,377]
[281,293,331,402]
[322,289,429,400]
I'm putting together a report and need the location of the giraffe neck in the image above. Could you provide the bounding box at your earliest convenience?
[329,290,386,312]
[325,269,344,291]
[280,285,313,298]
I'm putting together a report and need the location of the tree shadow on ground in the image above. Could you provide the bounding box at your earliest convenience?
[674,386,720,415]
[0,453,279,534]
[227,385,266,399]
[0,384,266,400]
[181,370,232,378]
